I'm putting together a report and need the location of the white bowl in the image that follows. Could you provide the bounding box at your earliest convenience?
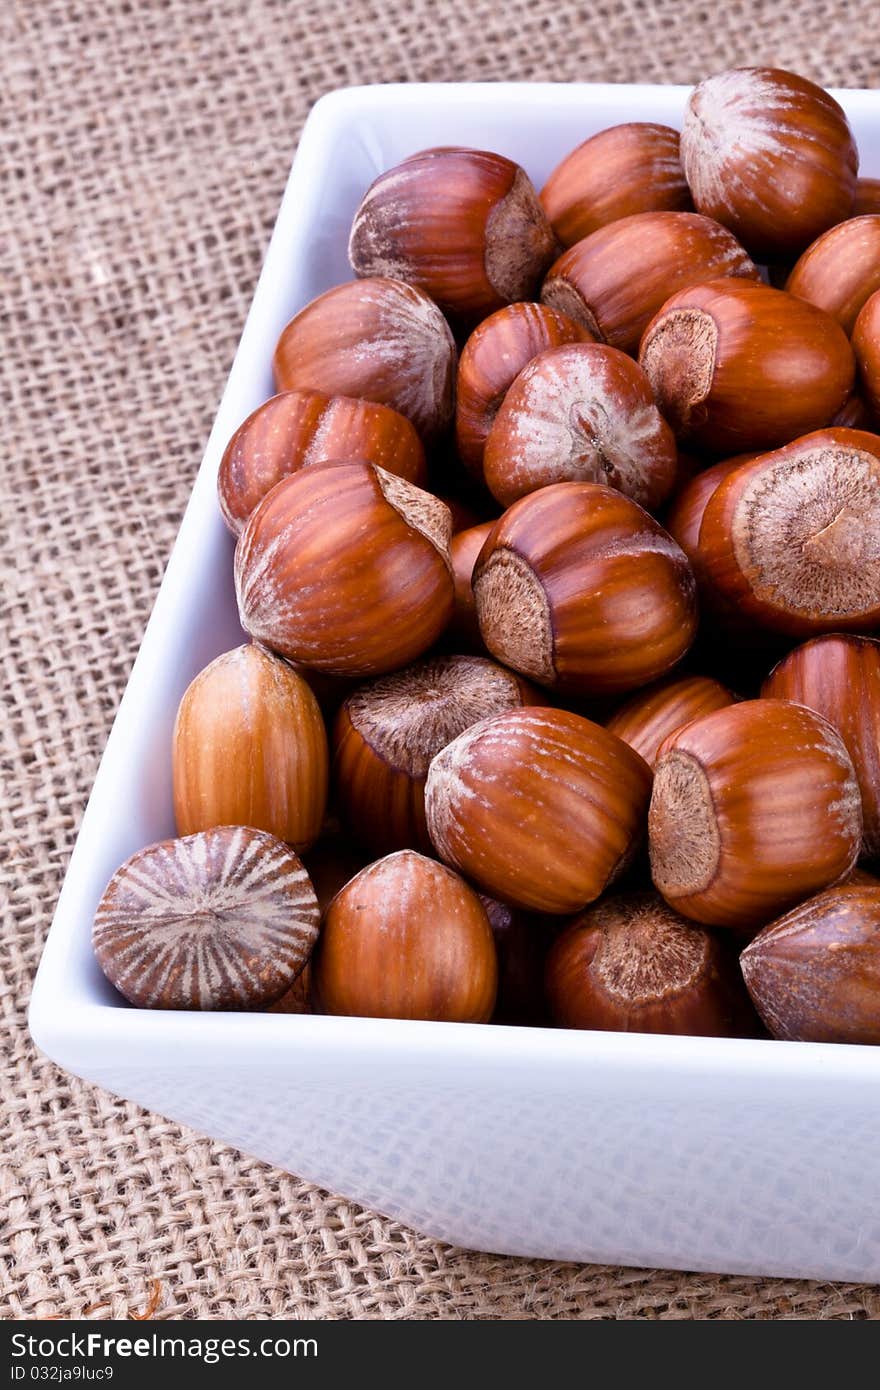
[30,82,880,1282]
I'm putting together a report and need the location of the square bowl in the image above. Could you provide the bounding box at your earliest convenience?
[30,82,880,1282]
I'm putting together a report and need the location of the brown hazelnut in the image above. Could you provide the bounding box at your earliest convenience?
[832,391,878,431]
[855,178,880,215]
[649,699,862,930]
[762,634,880,860]
[332,654,541,856]
[663,455,753,581]
[540,123,691,247]
[448,521,494,650]
[697,429,880,638]
[741,884,880,1044]
[218,389,427,535]
[455,301,594,476]
[481,896,557,1025]
[540,210,758,353]
[172,644,328,852]
[348,148,557,326]
[482,343,678,511]
[606,673,736,769]
[473,482,697,697]
[235,461,454,676]
[424,706,652,914]
[639,280,855,454]
[313,850,497,1022]
[853,288,880,417]
[786,215,880,333]
[680,67,858,259]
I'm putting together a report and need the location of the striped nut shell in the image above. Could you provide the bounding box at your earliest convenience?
[539,122,692,247]
[473,481,697,697]
[680,67,858,260]
[449,521,495,651]
[740,884,880,1044]
[313,849,498,1022]
[639,281,855,455]
[854,289,880,417]
[234,460,454,677]
[545,891,759,1036]
[762,634,880,861]
[348,148,558,326]
[424,706,652,914]
[605,673,737,770]
[172,644,329,852]
[786,215,880,334]
[696,428,880,637]
[92,825,320,1010]
[218,389,427,535]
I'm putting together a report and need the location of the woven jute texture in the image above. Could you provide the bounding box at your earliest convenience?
[4,0,880,1320]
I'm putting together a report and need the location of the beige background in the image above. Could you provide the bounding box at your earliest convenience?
[3,0,880,1319]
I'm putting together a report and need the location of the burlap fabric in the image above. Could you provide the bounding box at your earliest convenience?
[3,0,880,1320]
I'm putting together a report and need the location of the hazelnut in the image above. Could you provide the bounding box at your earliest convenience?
[762,634,880,860]
[235,461,454,676]
[482,343,678,511]
[448,521,494,650]
[786,215,880,333]
[273,278,456,442]
[172,645,328,852]
[680,67,858,259]
[649,699,862,930]
[424,706,652,914]
[348,148,558,326]
[639,280,855,454]
[663,454,770,648]
[741,884,880,1044]
[440,494,484,533]
[455,301,594,476]
[606,673,736,769]
[546,892,758,1036]
[93,826,320,1010]
[847,867,880,887]
[540,210,758,354]
[540,123,691,247]
[313,850,497,1022]
[697,429,880,637]
[332,654,541,856]
[853,288,880,417]
[301,834,368,915]
[266,965,314,1015]
[473,481,697,696]
[217,390,427,535]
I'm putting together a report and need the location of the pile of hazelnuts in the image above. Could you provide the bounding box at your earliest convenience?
[94,65,880,1048]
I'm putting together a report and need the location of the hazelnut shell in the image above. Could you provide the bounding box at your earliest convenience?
[424,706,652,914]
[93,826,320,1010]
[741,885,880,1043]
[313,850,498,1022]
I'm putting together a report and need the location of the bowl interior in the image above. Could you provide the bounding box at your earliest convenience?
[30,80,880,1038]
